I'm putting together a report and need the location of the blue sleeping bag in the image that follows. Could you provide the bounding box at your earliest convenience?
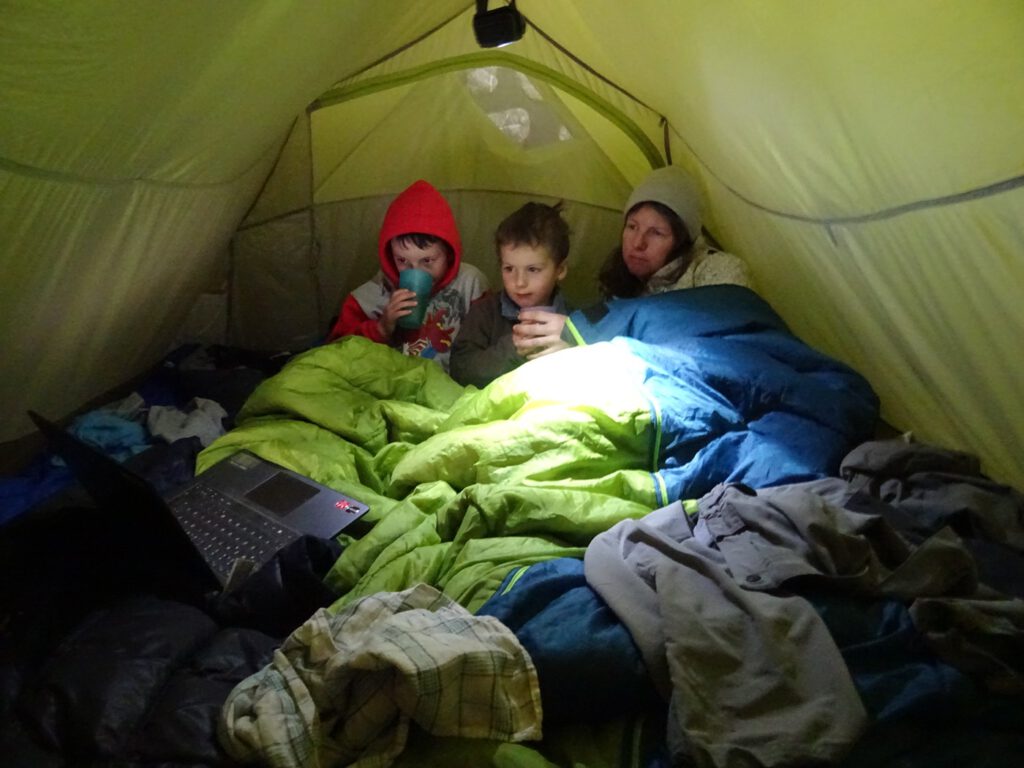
[565,286,880,500]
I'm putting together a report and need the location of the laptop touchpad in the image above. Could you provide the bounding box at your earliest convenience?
[245,473,319,516]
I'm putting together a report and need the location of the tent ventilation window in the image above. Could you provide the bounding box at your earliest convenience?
[465,66,573,148]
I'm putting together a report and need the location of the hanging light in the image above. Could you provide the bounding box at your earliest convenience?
[473,0,526,48]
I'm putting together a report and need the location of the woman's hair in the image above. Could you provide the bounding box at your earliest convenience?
[495,202,571,264]
[597,200,693,299]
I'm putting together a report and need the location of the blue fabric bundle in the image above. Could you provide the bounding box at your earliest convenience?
[567,286,880,500]
[477,557,661,724]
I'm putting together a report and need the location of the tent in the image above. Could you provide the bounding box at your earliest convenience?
[2,0,1022,492]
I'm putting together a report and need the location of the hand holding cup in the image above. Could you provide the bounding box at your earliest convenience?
[517,305,556,323]
[378,289,420,337]
[512,308,569,359]
[395,268,434,330]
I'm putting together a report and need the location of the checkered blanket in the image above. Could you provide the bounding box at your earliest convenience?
[218,584,543,768]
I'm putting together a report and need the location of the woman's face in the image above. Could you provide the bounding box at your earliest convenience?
[621,204,678,281]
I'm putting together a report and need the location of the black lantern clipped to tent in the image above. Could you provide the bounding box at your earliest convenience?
[473,0,526,48]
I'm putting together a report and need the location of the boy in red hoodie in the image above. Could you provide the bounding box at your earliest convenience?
[326,180,489,371]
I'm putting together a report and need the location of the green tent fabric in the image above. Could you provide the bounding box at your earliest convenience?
[2,1,1023,494]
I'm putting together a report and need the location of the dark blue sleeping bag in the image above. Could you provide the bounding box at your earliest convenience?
[565,286,879,500]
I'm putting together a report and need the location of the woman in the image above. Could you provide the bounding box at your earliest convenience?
[512,165,751,358]
[597,164,750,298]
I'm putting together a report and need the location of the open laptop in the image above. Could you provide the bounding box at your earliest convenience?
[28,410,370,593]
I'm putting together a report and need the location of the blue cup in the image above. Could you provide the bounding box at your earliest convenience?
[396,268,434,329]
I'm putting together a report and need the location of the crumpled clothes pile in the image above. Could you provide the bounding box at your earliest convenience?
[218,583,543,768]
[147,396,227,447]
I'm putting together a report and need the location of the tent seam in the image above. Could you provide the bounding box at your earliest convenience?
[237,191,623,233]
[328,4,474,84]
[524,18,662,116]
[0,146,279,190]
[662,122,1024,226]
[310,51,664,170]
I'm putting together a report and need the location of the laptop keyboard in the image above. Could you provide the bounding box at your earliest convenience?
[172,484,296,579]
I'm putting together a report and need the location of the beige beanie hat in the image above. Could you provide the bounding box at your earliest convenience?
[624,165,703,242]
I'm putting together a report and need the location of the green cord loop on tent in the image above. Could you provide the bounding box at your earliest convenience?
[311,51,665,171]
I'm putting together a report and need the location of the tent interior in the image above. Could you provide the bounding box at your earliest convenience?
[2,2,1023,767]
[3,1,1022,488]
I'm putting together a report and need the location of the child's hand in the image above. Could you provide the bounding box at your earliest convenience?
[512,310,570,359]
[377,289,420,337]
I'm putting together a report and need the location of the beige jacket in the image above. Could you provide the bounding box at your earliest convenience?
[643,237,752,295]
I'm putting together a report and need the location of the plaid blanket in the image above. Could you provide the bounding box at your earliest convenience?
[218,584,543,768]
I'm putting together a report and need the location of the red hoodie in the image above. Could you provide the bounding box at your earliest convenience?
[376,179,463,291]
[326,180,489,368]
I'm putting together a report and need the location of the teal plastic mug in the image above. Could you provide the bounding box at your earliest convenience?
[518,305,556,323]
[397,268,434,329]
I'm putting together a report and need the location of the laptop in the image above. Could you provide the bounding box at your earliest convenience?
[28,410,371,593]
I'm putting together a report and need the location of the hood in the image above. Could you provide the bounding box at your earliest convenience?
[378,179,463,292]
